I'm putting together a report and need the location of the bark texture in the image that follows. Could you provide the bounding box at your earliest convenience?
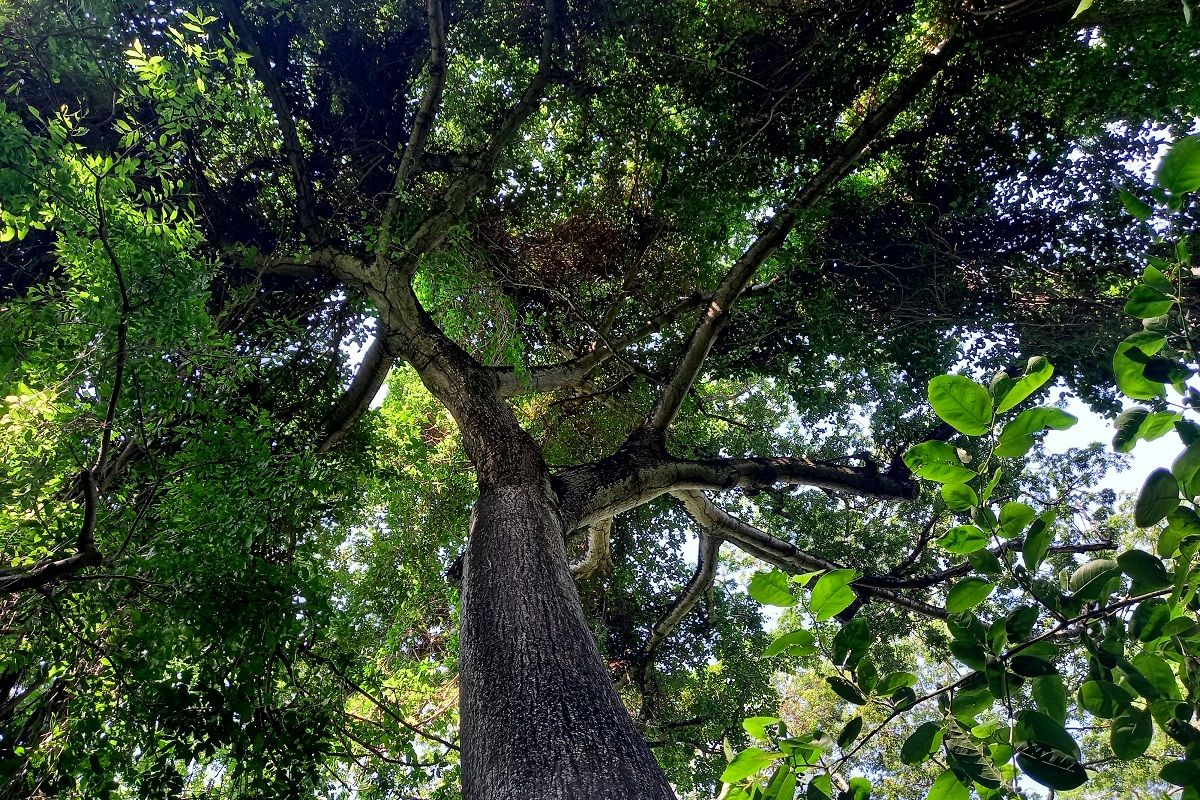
[460,482,676,800]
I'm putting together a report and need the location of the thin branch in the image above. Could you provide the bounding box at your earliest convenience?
[306,651,460,752]
[639,530,722,661]
[376,0,447,262]
[93,175,130,478]
[0,471,100,594]
[633,37,962,443]
[215,0,319,239]
[396,0,559,271]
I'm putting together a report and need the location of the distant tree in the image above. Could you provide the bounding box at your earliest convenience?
[1,1,1198,798]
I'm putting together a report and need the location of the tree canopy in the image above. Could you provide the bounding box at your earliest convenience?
[2,0,1200,798]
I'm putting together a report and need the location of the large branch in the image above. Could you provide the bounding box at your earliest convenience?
[555,453,916,531]
[315,329,397,455]
[672,491,946,620]
[216,0,319,240]
[633,37,962,443]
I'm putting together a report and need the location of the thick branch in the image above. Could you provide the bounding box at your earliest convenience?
[635,37,961,441]
[556,453,917,531]
[216,0,319,239]
[639,530,722,661]
[569,518,613,579]
[316,330,397,454]
[1,471,100,595]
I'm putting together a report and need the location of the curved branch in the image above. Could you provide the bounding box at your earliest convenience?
[216,0,319,239]
[633,37,962,442]
[569,518,613,580]
[1,471,100,595]
[556,452,916,531]
[672,491,946,620]
[639,530,722,662]
[316,331,397,454]
[397,0,559,270]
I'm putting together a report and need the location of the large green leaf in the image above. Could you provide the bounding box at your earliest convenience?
[810,569,858,621]
[937,525,988,554]
[742,716,782,742]
[749,570,798,607]
[1078,680,1134,719]
[1032,675,1067,724]
[720,747,783,782]
[991,356,1054,413]
[945,577,995,613]
[832,618,871,668]
[900,721,943,765]
[826,676,866,705]
[764,628,818,658]
[1124,285,1173,318]
[925,769,968,800]
[1021,512,1056,571]
[998,502,1036,538]
[1068,558,1121,601]
[1134,468,1180,528]
[1117,549,1171,591]
[1156,134,1200,194]
[1111,706,1153,760]
[1130,598,1171,642]
[1113,331,1168,400]
[903,441,977,484]
[1160,759,1200,787]
[928,375,993,435]
[940,483,978,511]
[1014,710,1079,759]
[1015,744,1088,791]
[995,407,1077,458]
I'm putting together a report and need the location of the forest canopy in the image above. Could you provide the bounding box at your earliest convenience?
[2,0,1200,798]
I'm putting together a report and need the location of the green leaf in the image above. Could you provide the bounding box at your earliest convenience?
[940,483,978,511]
[1134,468,1180,528]
[1117,549,1171,591]
[1022,512,1056,571]
[1124,285,1174,318]
[810,569,858,621]
[764,628,817,658]
[876,671,917,697]
[991,356,1054,413]
[832,618,871,668]
[928,375,993,436]
[765,765,796,800]
[1119,188,1153,221]
[937,525,988,554]
[1132,652,1181,700]
[1114,408,1181,453]
[925,769,968,800]
[826,676,866,705]
[1160,507,1200,557]
[1160,759,1200,787]
[720,747,784,782]
[1079,680,1134,719]
[1111,706,1153,760]
[995,407,1077,458]
[1156,134,1200,194]
[1010,655,1058,678]
[1068,558,1121,600]
[900,721,943,765]
[1032,675,1068,724]
[1072,0,1093,18]
[999,502,1036,538]
[1130,598,1171,642]
[837,716,863,749]
[903,441,977,484]
[1015,744,1088,791]
[742,716,782,742]
[1113,331,1168,400]
[1014,710,1080,759]
[749,570,798,607]
[945,578,996,613]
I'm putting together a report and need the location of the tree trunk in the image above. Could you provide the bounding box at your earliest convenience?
[459,478,677,800]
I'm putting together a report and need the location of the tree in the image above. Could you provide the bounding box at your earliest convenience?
[0,1,1197,798]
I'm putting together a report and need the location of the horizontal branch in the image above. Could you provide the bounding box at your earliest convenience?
[316,330,396,454]
[673,491,946,620]
[555,453,917,531]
